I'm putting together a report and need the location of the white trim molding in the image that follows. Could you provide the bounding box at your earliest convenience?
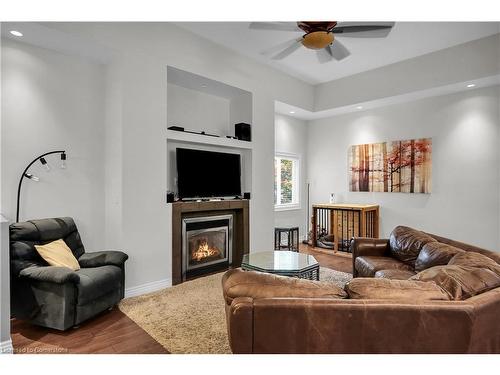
[0,339,13,354]
[274,203,301,212]
[124,278,172,298]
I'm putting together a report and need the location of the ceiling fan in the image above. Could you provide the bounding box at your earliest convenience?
[249,21,395,63]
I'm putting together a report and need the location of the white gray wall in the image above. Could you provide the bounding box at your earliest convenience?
[274,113,308,239]
[1,39,106,251]
[308,86,500,251]
[4,22,497,299]
[41,22,314,291]
[167,83,231,136]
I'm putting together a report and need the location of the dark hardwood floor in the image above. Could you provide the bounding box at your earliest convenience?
[299,243,353,274]
[11,244,351,354]
[11,308,168,354]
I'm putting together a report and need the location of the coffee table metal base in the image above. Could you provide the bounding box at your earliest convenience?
[241,252,320,281]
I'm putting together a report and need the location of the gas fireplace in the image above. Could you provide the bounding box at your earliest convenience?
[182,214,233,278]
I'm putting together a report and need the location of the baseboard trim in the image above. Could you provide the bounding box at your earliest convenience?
[0,339,13,354]
[124,278,172,298]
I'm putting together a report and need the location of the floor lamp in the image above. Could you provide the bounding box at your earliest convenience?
[16,150,67,222]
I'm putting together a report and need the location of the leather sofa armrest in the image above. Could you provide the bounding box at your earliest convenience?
[351,237,390,277]
[226,297,254,354]
[19,266,80,284]
[78,251,128,268]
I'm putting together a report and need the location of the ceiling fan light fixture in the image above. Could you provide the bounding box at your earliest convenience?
[302,31,334,50]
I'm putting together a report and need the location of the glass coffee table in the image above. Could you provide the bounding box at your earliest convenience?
[241,251,319,280]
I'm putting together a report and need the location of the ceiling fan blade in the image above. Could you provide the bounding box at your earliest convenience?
[333,22,395,38]
[329,40,351,61]
[271,38,303,60]
[249,22,301,32]
[316,48,333,63]
[260,37,301,57]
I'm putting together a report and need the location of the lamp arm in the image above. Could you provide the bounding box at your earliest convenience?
[16,150,66,222]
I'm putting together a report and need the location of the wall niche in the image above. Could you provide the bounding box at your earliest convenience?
[166,66,253,197]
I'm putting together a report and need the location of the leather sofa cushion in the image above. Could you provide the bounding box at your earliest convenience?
[374,269,416,280]
[410,265,500,300]
[75,265,122,305]
[389,226,437,267]
[345,278,450,301]
[355,256,413,277]
[448,252,500,276]
[222,268,347,305]
[414,242,464,272]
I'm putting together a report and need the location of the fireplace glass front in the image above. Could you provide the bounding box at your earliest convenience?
[182,214,233,278]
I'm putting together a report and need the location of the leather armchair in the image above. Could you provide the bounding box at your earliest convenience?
[10,217,128,330]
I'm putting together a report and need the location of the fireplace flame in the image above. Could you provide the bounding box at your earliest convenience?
[191,239,221,262]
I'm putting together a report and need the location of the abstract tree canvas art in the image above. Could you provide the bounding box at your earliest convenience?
[349,138,432,193]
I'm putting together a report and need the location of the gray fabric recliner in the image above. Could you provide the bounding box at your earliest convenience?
[10,217,128,330]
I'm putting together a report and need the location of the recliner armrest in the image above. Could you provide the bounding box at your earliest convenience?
[19,266,79,284]
[78,251,128,268]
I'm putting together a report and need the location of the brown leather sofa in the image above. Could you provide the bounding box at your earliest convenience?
[352,226,500,279]
[222,226,500,354]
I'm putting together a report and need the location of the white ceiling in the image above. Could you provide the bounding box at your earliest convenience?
[1,22,114,64]
[276,74,500,120]
[177,22,500,84]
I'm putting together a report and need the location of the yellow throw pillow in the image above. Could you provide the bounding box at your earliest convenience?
[35,239,80,271]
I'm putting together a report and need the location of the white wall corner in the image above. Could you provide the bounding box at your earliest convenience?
[124,278,172,299]
[0,216,12,354]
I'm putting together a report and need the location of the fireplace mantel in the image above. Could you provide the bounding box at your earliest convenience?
[171,199,249,285]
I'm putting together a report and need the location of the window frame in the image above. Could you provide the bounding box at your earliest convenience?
[274,152,300,211]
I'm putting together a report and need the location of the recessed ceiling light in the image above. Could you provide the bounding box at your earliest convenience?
[356,106,363,110]
[467,83,476,88]
[201,84,207,88]
[10,30,23,37]
[289,111,295,114]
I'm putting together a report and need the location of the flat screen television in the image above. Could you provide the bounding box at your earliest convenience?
[176,148,241,199]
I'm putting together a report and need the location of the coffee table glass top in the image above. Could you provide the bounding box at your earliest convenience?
[241,251,318,272]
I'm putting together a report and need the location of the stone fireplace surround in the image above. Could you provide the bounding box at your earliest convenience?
[171,199,249,285]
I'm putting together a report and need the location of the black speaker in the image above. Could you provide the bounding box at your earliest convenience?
[166,191,175,203]
[243,192,251,200]
[235,123,251,142]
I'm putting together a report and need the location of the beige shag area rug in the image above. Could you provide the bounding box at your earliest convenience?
[119,267,352,354]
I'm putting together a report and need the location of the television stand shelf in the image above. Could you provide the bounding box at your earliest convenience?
[167,129,253,150]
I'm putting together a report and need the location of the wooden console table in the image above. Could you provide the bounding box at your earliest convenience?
[312,203,379,252]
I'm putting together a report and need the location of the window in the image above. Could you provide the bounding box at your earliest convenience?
[274,154,299,210]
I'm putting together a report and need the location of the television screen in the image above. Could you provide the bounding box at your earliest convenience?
[176,148,241,199]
